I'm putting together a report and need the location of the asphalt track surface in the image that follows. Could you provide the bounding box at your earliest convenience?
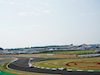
[8,57,100,75]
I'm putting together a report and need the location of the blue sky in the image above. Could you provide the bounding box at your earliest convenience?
[0,0,100,48]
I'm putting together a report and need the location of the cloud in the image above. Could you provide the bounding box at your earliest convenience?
[0,0,16,5]
[41,10,50,14]
[18,9,51,17]
[31,9,51,16]
[31,12,41,16]
[9,2,16,5]
[1,0,53,17]
[48,0,57,1]
[18,12,27,16]
[45,3,49,6]
[18,11,41,16]
[67,0,78,2]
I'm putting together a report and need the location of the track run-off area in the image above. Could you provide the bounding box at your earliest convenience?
[7,57,100,75]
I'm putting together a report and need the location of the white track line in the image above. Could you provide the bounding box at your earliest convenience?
[6,58,18,70]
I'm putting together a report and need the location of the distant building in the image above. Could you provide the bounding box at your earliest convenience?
[70,44,73,46]
[0,47,3,54]
[90,46,99,49]
[0,47,3,50]
[82,44,86,50]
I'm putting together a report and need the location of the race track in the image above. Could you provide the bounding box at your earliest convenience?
[8,57,100,75]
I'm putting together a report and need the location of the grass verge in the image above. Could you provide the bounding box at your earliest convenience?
[32,57,100,70]
[2,54,77,58]
[40,50,95,55]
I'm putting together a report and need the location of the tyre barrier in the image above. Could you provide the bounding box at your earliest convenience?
[31,65,100,72]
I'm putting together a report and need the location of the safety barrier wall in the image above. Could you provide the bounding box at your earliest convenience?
[47,54,54,56]
[78,54,100,57]
[53,54,77,57]
[0,54,19,55]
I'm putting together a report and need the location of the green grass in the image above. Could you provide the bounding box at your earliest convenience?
[32,57,100,70]
[3,54,77,58]
[40,50,95,55]
[40,54,77,58]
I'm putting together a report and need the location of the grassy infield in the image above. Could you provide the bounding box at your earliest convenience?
[32,50,100,70]
[32,57,100,70]
[0,50,100,75]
